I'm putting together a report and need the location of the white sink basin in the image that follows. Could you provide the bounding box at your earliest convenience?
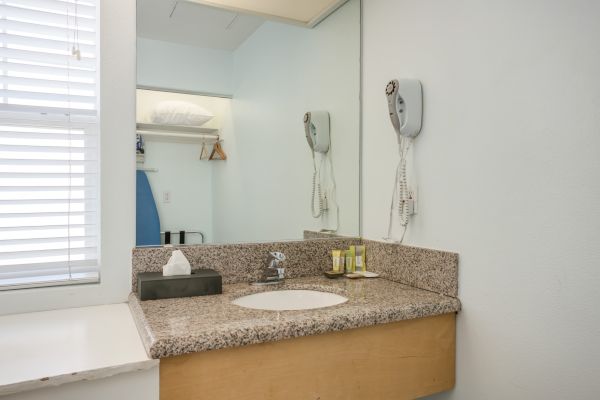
[232,290,348,311]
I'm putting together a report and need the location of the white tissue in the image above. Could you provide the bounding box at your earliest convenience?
[162,250,191,276]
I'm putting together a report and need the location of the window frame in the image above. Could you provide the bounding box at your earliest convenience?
[0,0,101,291]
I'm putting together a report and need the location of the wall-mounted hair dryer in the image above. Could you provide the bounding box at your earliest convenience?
[385,79,422,242]
[304,111,330,153]
[386,79,422,139]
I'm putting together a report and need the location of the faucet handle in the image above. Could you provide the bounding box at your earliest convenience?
[274,252,285,279]
[255,252,286,284]
[269,252,286,262]
[267,252,286,270]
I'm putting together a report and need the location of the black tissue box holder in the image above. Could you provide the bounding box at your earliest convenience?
[137,269,222,301]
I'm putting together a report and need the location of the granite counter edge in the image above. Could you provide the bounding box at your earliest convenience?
[129,294,461,359]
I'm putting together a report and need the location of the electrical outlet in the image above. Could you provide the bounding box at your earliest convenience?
[163,191,171,203]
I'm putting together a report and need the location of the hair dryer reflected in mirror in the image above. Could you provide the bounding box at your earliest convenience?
[304,111,338,232]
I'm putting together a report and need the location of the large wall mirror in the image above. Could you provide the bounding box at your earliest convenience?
[135,0,361,246]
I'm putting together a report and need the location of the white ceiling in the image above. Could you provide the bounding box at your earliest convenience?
[187,0,348,26]
[137,0,266,50]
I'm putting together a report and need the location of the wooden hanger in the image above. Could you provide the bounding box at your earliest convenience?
[199,142,210,160]
[209,141,227,161]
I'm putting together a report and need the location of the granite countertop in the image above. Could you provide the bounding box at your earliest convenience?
[128,276,461,359]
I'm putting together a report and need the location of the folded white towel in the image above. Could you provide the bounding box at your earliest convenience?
[162,250,191,276]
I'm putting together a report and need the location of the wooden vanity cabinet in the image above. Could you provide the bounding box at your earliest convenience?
[160,313,456,400]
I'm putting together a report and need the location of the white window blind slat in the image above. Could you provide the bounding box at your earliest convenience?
[0,169,98,177]
[0,202,96,214]
[0,4,96,30]
[0,232,95,243]
[0,153,97,161]
[0,158,96,165]
[0,273,98,291]
[0,47,96,70]
[0,60,96,81]
[0,197,93,204]
[0,246,97,261]
[0,211,96,228]
[0,128,90,135]
[0,258,95,270]
[0,223,94,233]
[0,18,96,43]
[0,75,96,92]
[0,32,96,55]
[0,173,96,180]
[0,173,95,182]
[0,259,97,273]
[0,106,96,121]
[0,260,98,288]
[0,185,96,193]
[6,0,96,19]
[0,143,97,153]
[0,259,99,286]
[0,0,99,290]
[0,88,96,105]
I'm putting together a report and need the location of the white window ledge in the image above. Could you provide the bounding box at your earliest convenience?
[0,304,157,396]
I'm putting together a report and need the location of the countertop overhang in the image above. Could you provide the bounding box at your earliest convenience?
[128,276,461,359]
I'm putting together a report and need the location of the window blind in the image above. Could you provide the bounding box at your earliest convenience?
[0,0,99,290]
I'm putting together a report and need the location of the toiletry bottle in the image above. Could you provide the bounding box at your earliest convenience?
[354,245,366,273]
[332,250,341,272]
[348,246,357,273]
[345,249,354,273]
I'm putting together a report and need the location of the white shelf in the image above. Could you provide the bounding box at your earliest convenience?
[136,123,219,144]
[136,123,218,134]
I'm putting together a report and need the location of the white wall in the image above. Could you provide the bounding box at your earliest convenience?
[362,1,600,398]
[141,141,213,244]
[0,0,137,315]
[212,0,361,243]
[137,38,233,95]
[4,367,158,400]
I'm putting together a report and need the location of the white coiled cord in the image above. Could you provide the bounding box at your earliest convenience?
[310,152,339,232]
[322,154,339,232]
[387,136,412,242]
[311,152,325,218]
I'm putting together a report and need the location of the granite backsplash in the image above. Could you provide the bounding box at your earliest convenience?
[131,238,359,293]
[363,239,459,297]
[132,238,458,297]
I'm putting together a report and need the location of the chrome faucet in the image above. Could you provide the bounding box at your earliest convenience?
[254,252,286,285]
